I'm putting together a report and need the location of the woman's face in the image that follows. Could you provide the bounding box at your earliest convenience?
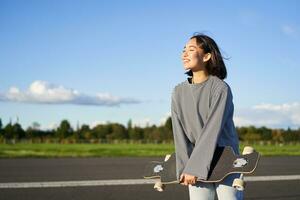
[181,38,206,71]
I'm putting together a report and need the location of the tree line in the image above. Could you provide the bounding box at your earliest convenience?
[0,118,299,143]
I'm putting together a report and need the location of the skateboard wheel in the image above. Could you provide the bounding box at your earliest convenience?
[154,181,165,192]
[232,178,245,191]
[242,146,254,155]
[164,154,171,162]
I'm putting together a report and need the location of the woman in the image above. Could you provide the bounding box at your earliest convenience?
[171,33,243,200]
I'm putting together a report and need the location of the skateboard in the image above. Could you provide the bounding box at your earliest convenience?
[143,146,260,192]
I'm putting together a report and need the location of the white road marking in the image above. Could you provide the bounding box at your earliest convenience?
[0,179,155,188]
[245,175,300,182]
[0,175,300,189]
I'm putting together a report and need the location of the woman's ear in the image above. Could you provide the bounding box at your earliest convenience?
[203,53,211,62]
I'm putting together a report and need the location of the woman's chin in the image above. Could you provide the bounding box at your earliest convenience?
[183,66,191,70]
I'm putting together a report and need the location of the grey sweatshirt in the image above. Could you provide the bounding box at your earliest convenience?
[171,75,239,180]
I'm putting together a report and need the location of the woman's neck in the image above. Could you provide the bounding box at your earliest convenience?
[192,71,209,84]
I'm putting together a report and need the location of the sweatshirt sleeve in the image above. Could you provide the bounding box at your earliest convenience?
[171,90,193,180]
[182,86,233,180]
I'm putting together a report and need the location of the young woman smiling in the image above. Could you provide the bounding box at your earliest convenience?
[171,33,243,200]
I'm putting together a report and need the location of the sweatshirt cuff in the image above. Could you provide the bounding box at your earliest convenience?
[182,168,208,180]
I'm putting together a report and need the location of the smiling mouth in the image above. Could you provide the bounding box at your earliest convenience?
[183,59,190,62]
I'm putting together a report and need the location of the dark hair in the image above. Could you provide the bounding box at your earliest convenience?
[185,33,227,80]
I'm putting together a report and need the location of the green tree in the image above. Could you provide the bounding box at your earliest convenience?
[109,123,128,140]
[236,126,248,141]
[3,123,13,139]
[128,126,144,140]
[163,117,173,141]
[127,119,132,130]
[258,126,272,140]
[0,118,3,138]
[164,117,172,131]
[3,122,25,139]
[77,124,91,140]
[56,120,73,139]
[282,127,300,142]
[272,129,284,142]
[92,124,112,139]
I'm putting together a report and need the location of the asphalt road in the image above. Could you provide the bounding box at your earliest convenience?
[0,156,299,200]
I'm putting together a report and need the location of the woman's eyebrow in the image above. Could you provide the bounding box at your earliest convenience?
[183,45,197,49]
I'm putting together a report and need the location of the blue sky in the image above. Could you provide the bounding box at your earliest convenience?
[0,0,300,130]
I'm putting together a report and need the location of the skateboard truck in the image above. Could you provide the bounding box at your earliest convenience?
[153,154,171,192]
[154,181,165,192]
[232,146,255,191]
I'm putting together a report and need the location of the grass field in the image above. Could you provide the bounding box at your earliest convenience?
[0,142,299,158]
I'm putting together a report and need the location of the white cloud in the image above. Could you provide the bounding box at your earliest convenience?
[234,102,300,129]
[0,80,141,106]
[89,120,110,129]
[132,112,172,128]
[252,102,299,112]
[132,118,152,128]
[46,122,59,130]
[125,102,300,129]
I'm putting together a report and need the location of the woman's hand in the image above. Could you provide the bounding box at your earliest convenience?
[180,173,197,186]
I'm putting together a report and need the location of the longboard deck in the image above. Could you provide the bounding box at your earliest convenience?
[144,146,260,184]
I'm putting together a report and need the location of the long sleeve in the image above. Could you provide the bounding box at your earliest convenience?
[182,86,233,180]
[171,91,193,180]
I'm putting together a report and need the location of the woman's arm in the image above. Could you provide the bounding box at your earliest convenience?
[182,86,233,180]
[171,91,193,181]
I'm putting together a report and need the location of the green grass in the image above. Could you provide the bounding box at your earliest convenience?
[0,142,299,158]
[0,143,174,158]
